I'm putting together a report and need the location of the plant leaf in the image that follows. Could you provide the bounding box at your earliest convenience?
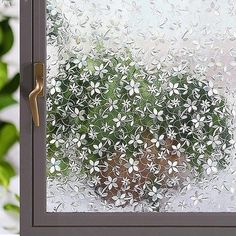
[0,160,15,177]
[0,73,20,94]
[0,164,13,187]
[0,94,17,110]
[0,61,7,90]
[0,18,14,57]
[3,203,20,214]
[0,161,15,188]
[0,122,18,159]
[0,160,15,187]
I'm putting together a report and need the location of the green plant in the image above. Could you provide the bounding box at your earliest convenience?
[0,10,20,214]
[47,47,233,206]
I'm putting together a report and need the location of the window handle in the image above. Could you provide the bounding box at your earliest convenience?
[29,63,45,127]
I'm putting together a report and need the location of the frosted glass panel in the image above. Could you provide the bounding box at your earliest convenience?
[46,0,236,212]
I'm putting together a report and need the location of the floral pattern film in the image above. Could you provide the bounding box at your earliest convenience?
[46,0,236,212]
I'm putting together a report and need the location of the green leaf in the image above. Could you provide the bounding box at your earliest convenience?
[0,160,15,177]
[0,61,7,90]
[3,203,20,214]
[0,161,15,187]
[0,167,9,187]
[0,18,14,57]
[0,73,20,94]
[0,94,17,110]
[0,122,18,159]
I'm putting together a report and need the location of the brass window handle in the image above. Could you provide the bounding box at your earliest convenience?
[29,63,45,127]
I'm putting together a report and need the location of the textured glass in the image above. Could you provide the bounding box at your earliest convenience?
[46,0,236,212]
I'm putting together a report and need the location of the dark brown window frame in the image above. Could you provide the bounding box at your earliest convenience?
[20,0,236,235]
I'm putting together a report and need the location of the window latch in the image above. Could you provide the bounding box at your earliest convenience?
[29,63,45,127]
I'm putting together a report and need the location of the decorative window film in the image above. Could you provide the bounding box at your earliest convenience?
[46,0,236,212]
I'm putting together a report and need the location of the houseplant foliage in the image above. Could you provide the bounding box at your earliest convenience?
[47,47,233,207]
[0,7,20,215]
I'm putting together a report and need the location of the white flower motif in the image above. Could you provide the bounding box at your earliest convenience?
[128,134,143,147]
[71,108,86,121]
[118,143,127,153]
[89,160,100,174]
[49,158,61,173]
[112,191,126,207]
[149,108,164,121]
[93,142,104,157]
[113,113,126,127]
[69,83,79,93]
[104,176,118,190]
[172,65,187,78]
[119,65,129,74]
[108,98,118,111]
[167,129,177,139]
[169,82,179,96]
[191,191,205,206]
[69,161,79,172]
[184,98,197,112]
[201,100,210,110]
[72,133,86,147]
[50,79,61,95]
[80,72,90,82]
[90,81,101,95]
[77,55,87,69]
[94,64,108,78]
[207,135,221,148]
[122,99,131,109]
[170,98,180,107]
[172,143,183,157]
[121,177,130,187]
[88,128,98,140]
[205,81,218,97]
[78,150,88,161]
[101,123,111,132]
[92,97,101,106]
[151,134,165,148]
[195,143,206,154]
[180,123,189,133]
[125,79,140,96]
[167,160,178,174]
[192,115,205,128]
[203,159,218,175]
[49,134,65,148]
[148,186,163,202]
[148,84,159,95]
[126,158,139,173]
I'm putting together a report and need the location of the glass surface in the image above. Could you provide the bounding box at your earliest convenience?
[46,0,236,212]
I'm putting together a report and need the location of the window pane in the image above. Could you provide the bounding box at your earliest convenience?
[46,0,236,212]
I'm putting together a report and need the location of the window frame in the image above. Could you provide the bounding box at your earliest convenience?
[20,0,236,235]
